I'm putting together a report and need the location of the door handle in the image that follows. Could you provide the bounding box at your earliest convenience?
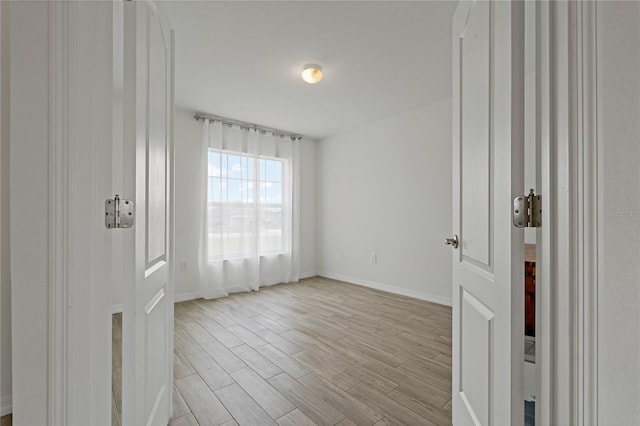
[445,235,459,249]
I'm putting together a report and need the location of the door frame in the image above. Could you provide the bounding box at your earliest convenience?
[568,1,599,424]
[537,0,597,424]
[45,1,114,424]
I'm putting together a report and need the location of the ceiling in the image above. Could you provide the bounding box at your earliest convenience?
[164,1,457,140]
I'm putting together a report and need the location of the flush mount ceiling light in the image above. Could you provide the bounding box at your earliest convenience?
[301,64,323,84]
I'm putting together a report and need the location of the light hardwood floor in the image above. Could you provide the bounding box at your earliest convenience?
[113,277,452,426]
[112,312,123,426]
[0,414,11,426]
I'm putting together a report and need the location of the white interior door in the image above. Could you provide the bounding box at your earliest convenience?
[122,1,174,425]
[451,1,524,425]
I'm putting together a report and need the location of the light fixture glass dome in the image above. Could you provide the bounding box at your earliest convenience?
[301,64,323,84]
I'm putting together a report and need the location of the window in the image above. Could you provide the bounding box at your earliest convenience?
[207,149,286,259]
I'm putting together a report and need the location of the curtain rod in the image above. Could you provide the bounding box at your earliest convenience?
[194,112,303,141]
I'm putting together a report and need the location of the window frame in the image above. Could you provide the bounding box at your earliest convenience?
[206,148,288,260]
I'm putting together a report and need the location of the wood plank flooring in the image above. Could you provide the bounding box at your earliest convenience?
[113,276,452,426]
[112,312,123,426]
[0,414,11,426]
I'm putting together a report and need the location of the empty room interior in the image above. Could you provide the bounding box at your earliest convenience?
[2,1,640,426]
[114,2,459,425]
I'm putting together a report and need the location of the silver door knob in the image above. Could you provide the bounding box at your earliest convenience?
[445,235,459,249]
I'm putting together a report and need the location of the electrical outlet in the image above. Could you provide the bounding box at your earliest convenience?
[371,252,377,264]
[179,261,188,271]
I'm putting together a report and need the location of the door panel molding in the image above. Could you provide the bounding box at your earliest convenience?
[145,2,169,267]
[460,289,494,426]
[144,288,165,314]
[460,0,492,268]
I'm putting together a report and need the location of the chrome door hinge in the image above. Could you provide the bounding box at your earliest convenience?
[513,189,541,228]
[105,194,134,229]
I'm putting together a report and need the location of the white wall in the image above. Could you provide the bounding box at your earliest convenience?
[597,2,640,424]
[0,0,11,416]
[298,138,317,277]
[317,99,452,305]
[171,107,318,300]
[173,108,201,299]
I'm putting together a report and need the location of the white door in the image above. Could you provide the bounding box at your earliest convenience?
[450,1,524,425]
[121,1,174,425]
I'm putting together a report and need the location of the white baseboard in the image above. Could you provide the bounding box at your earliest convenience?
[111,304,123,314]
[174,276,319,302]
[1,395,12,416]
[224,285,253,294]
[174,291,206,303]
[317,271,452,307]
[299,271,318,279]
[174,288,229,303]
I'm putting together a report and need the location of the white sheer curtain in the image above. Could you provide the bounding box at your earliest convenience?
[197,119,300,298]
